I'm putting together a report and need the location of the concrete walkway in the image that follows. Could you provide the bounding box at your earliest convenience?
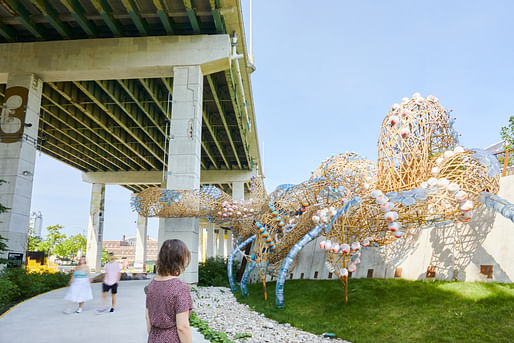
[0,280,209,343]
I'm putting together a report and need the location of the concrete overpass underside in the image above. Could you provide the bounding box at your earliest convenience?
[0,71,253,193]
[0,0,260,193]
[0,0,262,280]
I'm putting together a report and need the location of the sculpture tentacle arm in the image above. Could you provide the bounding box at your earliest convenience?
[275,198,361,308]
[479,191,514,223]
[275,224,323,308]
[240,261,257,296]
[228,234,256,292]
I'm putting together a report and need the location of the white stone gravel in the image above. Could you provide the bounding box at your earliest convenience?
[191,286,351,343]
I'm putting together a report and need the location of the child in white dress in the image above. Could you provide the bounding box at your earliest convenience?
[64,257,93,313]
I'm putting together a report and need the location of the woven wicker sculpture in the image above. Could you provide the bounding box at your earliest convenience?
[132,93,510,307]
[316,94,501,304]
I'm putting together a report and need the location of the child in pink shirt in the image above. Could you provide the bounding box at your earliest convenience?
[97,252,122,313]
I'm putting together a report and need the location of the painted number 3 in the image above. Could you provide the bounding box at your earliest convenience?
[1,95,23,133]
[0,86,29,143]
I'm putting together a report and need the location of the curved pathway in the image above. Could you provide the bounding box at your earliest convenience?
[0,279,208,343]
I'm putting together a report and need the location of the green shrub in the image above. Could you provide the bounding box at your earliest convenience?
[198,257,240,287]
[0,277,20,309]
[0,268,71,310]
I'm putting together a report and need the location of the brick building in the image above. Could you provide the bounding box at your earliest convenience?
[103,235,158,266]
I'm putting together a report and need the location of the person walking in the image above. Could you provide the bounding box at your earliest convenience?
[97,252,122,313]
[145,239,193,343]
[64,257,93,313]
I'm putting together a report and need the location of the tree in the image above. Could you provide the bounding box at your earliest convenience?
[39,225,66,256]
[500,116,514,151]
[102,248,110,264]
[26,234,43,252]
[26,223,43,252]
[0,235,8,264]
[53,234,86,263]
[0,179,9,263]
[0,179,8,217]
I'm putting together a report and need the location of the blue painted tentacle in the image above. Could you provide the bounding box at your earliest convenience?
[275,198,361,308]
[240,261,256,296]
[275,225,323,308]
[228,234,256,292]
[479,191,514,223]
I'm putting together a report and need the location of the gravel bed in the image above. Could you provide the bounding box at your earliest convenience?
[191,286,350,343]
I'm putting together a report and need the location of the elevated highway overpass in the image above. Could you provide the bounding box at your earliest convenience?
[0,0,262,282]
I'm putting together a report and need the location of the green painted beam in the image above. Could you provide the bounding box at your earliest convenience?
[160,77,174,97]
[224,70,251,168]
[152,0,175,34]
[60,0,96,37]
[138,78,168,119]
[39,132,104,171]
[183,0,200,34]
[72,81,160,169]
[120,0,148,35]
[33,0,71,39]
[39,111,115,171]
[124,185,137,193]
[5,0,46,39]
[95,80,164,157]
[0,21,15,41]
[117,79,166,136]
[39,145,88,171]
[201,141,219,169]
[207,75,241,169]
[90,0,121,36]
[202,109,230,169]
[47,82,148,170]
[208,0,225,34]
[41,88,133,170]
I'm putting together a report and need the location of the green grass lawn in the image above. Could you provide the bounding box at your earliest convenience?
[235,279,514,343]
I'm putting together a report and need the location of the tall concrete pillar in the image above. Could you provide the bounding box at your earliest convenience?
[218,228,225,257]
[0,73,42,260]
[227,230,233,255]
[198,226,204,263]
[159,65,203,283]
[134,213,148,271]
[229,181,244,255]
[85,183,105,272]
[206,222,215,258]
[232,181,245,201]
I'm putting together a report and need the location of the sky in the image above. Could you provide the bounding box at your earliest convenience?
[31,0,514,240]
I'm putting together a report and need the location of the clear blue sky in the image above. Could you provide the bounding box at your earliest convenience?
[32,0,513,240]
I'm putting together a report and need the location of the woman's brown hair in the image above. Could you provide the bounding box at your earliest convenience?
[156,239,191,276]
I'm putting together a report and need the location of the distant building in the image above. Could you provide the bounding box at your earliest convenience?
[102,235,158,266]
[29,211,43,237]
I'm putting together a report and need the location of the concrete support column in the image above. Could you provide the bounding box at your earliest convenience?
[206,222,215,258]
[227,230,233,255]
[0,73,42,259]
[159,65,203,283]
[218,228,225,257]
[85,183,105,272]
[134,214,148,271]
[232,181,245,201]
[198,228,202,263]
[229,181,244,255]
